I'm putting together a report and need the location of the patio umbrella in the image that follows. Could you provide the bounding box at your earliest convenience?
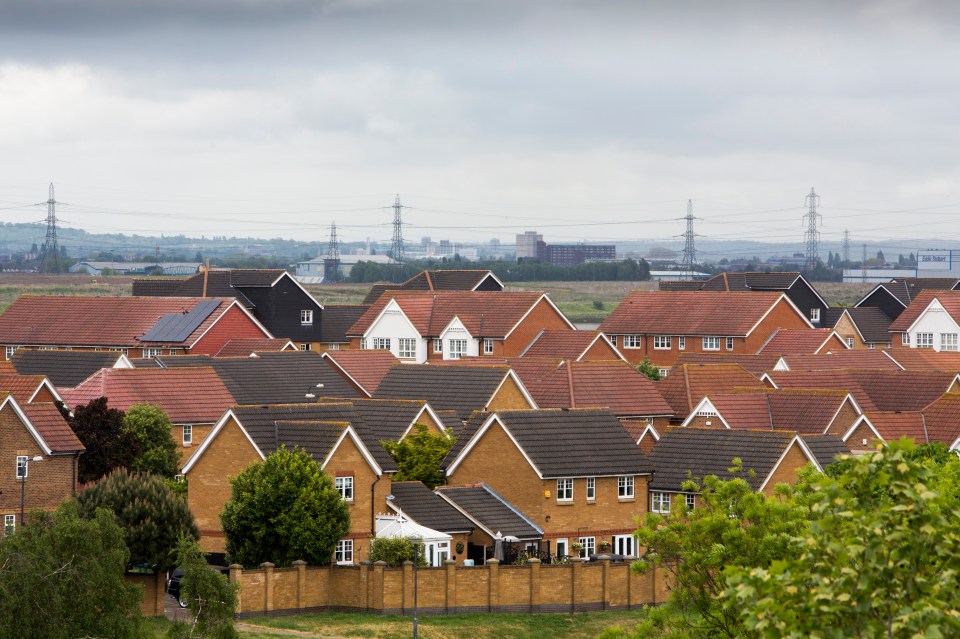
[493,532,504,562]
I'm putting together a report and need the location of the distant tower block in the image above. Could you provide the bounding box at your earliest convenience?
[390,194,406,283]
[40,182,63,273]
[803,187,822,269]
[681,199,699,273]
[324,221,341,283]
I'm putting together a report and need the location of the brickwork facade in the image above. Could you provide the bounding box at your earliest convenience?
[486,375,535,411]
[761,440,813,495]
[191,304,272,355]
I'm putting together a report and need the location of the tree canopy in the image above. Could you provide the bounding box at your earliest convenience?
[166,537,238,639]
[123,403,181,478]
[62,397,138,484]
[381,423,454,489]
[220,446,350,567]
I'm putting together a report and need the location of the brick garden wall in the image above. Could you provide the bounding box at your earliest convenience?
[229,557,671,618]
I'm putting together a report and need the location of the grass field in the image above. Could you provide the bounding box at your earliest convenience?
[237,610,649,639]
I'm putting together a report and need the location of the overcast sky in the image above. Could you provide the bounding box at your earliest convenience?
[1,0,958,255]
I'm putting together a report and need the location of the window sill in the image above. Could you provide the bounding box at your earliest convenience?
[586,499,596,504]
[556,501,574,506]
[618,497,636,503]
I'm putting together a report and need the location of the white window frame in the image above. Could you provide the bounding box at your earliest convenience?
[483,338,494,355]
[360,338,368,350]
[702,336,720,351]
[168,348,182,355]
[651,491,671,514]
[299,343,310,351]
[726,337,734,351]
[902,333,909,346]
[578,536,595,558]
[685,494,696,509]
[433,338,442,353]
[622,335,642,349]
[372,337,391,351]
[398,338,417,359]
[182,424,193,446]
[941,333,958,352]
[557,478,573,502]
[618,475,634,499]
[609,335,617,346]
[555,538,569,558]
[448,339,468,359]
[586,477,596,501]
[335,539,354,564]
[810,308,821,322]
[143,348,162,359]
[4,346,16,360]
[653,335,671,350]
[658,368,670,378]
[613,534,635,558]
[677,336,685,350]
[335,476,354,502]
[3,514,14,536]
[916,332,934,349]
[846,337,854,348]
[300,309,314,325]
[16,455,27,480]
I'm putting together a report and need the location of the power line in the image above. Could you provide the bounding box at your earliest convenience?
[39,183,64,273]
[803,187,821,269]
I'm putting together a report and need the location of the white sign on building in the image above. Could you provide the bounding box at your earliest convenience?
[916,250,960,277]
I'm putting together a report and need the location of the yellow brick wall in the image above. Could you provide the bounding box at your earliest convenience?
[486,376,535,411]
[762,440,812,495]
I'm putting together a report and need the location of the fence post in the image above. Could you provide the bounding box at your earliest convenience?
[293,560,306,612]
[402,560,413,615]
[487,558,499,613]
[372,561,386,613]
[528,558,541,613]
[229,564,243,617]
[599,554,611,611]
[260,562,275,615]
[444,559,456,614]
[358,561,370,611]
[570,558,582,613]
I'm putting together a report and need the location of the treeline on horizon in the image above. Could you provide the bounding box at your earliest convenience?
[345,257,652,283]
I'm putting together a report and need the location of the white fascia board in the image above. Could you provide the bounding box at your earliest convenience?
[365,298,423,340]
[28,378,63,404]
[578,332,627,363]
[1,394,52,455]
[321,425,383,476]
[321,352,373,397]
[487,369,538,410]
[181,408,265,474]
[745,294,814,339]
[841,414,883,444]
[680,397,730,429]
[273,271,324,310]
[757,435,822,493]
[401,403,448,440]
[445,413,543,478]
[504,294,576,341]
[189,300,274,350]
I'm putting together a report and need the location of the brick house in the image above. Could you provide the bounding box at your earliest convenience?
[0,296,272,360]
[855,277,960,321]
[841,393,960,453]
[519,329,625,362]
[0,395,84,535]
[443,408,651,559]
[889,291,960,352]
[600,291,813,372]
[823,307,893,350]
[657,363,767,422]
[757,328,849,355]
[347,291,575,363]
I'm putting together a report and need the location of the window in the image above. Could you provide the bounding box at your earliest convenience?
[916,333,934,349]
[651,491,671,514]
[942,334,958,352]
[586,477,596,501]
[335,476,354,501]
[622,335,642,349]
[5,346,16,360]
[609,336,617,346]
[653,336,671,350]
[143,348,162,359]
[658,368,670,378]
[578,536,595,558]
[483,338,494,355]
[846,337,854,348]
[685,494,696,509]
[3,514,14,536]
[16,455,27,479]
[183,425,193,446]
[618,476,634,499]
[299,343,310,351]
[613,534,635,557]
[448,339,468,359]
[702,336,720,351]
[725,337,734,351]
[398,338,417,359]
[555,538,568,558]
[678,336,685,350]
[168,348,182,356]
[300,309,313,325]
[810,308,821,322]
[372,337,391,351]
[902,333,909,346]
[360,338,368,350]
[433,338,442,353]
[557,478,573,502]
[335,539,353,564]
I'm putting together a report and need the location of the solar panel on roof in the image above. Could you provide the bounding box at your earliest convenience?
[140,299,221,343]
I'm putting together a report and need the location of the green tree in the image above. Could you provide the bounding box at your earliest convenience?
[369,536,427,567]
[76,468,199,569]
[0,502,143,639]
[635,356,662,381]
[726,439,960,638]
[166,537,238,639]
[219,446,350,567]
[381,424,455,489]
[62,397,138,484]
[124,403,182,478]
[628,471,810,638]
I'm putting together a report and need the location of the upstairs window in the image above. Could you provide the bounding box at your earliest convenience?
[557,478,573,502]
[335,476,354,501]
[586,477,596,501]
[651,491,671,514]
[398,338,417,359]
[143,348,162,359]
[810,308,821,322]
[846,337,854,348]
[916,333,934,349]
[941,334,958,352]
[372,337,391,351]
[182,424,193,446]
[622,335,642,349]
[677,337,686,350]
[300,310,314,325]
[726,337,734,351]
[433,338,442,353]
[15,455,27,479]
[653,336,671,350]
[618,476,634,499]
[448,339,468,359]
[483,338,494,355]
[702,336,720,351]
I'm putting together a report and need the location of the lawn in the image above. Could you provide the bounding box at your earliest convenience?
[236,610,650,639]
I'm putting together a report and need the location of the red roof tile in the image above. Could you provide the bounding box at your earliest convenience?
[60,367,235,423]
[701,389,854,434]
[600,291,800,336]
[0,296,243,348]
[215,338,294,357]
[886,349,960,372]
[767,370,956,413]
[21,402,83,453]
[758,328,846,355]
[889,290,960,331]
[862,411,927,442]
[921,394,960,444]
[0,373,53,404]
[348,290,567,338]
[520,330,621,361]
[670,352,781,376]
[656,364,766,416]
[778,350,903,371]
[322,350,399,396]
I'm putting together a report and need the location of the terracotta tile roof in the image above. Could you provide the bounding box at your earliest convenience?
[700,389,854,435]
[446,408,650,478]
[436,484,542,540]
[890,290,960,331]
[60,367,235,423]
[349,290,558,338]
[918,394,960,444]
[10,350,127,387]
[388,482,475,533]
[0,373,54,404]
[656,364,766,416]
[799,434,850,467]
[518,360,673,417]
[322,350,399,396]
[0,295,241,348]
[670,352,781,376]
[777,350,903,371]
[757,328,844,355]
[767,370,956,413]
[214,338,294,357]
[649,427,804,492]
[885,350,960,372]
[21,402,84,453]
[374,364,519,420]
[600,291,792,336]
[320,305,369,343]
[520,330,620,361]
[362,270,501,304]
[861,411,926,442]
[158,351,361,404]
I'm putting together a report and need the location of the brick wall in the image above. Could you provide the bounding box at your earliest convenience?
[762,440,811,495]
[486,375,535,411]
[229,557,671,617]
[125,572,167,617]
[192,305,272,356]
[501,298,575,358]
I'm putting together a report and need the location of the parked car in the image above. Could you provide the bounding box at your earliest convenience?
[166,565,229,608]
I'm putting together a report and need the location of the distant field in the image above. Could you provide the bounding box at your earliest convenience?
[0,274,877,322]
